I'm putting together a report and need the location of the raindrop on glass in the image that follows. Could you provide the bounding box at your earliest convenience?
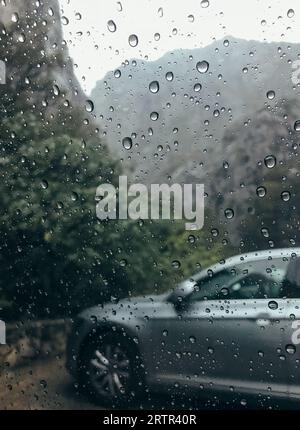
[256,186,266,197]
[286,344,296,354]
[128,34,138,47]
[107,20,117,32]
[165,71,174,81]
[85,100,94,113]
[281,191,291,202]
[172,260,181,269]
[268,300,278,310]
[200,0,209,8]
[149,80,160,93]
[150,112,159,121]
[294,120,300,132]
[40,180,48,190]
[224,208,234,219]
[266,90,275,100]
[196,60,209,73]
[122,137,132,150]
[11,13,19,23]
[264,155,276,168]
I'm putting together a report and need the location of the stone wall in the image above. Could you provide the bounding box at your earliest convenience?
[0,319,71,368]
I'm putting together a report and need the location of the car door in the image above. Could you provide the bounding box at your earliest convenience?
[155,257,290,396]
[284,298,300,399]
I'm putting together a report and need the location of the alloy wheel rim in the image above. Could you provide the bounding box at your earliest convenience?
[88,342,131,398]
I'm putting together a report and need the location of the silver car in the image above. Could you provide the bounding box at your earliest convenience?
[66,248,300,406]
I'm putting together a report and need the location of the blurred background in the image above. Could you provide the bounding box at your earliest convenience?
[0,0,300,409]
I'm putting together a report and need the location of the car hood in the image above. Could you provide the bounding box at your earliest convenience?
[78,292,170,322]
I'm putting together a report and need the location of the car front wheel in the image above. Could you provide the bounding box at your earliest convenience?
[79,333,144,406]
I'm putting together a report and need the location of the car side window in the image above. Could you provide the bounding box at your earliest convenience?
[189,257,289,302]
[189,269,239,302]
[229,273,280,300]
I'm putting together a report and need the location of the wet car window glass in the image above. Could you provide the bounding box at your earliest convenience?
[3,0,300,413]
[190,258,289,301]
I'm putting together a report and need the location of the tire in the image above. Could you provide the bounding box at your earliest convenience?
[78,331,145,407]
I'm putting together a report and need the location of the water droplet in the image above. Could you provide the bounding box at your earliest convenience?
[11,12,19,23]
[40,380,47,389]
[154,32,160,41]
[53,85,60,96]
[122,137,132,150]
[85,100,94,113]
[294,120,300,131]
[220,287,229,296]
[286,344,296,354]
[196,60,209,73]
[188,234,196,243]
[256,186,266,197]
[150,112,159,121]
[114,69,121,78]
[261,227,269,238]
[268,300,278,310]
[149,80,159,93]
[128,34,138,47]
[188,14,194,22]
[287,9,295,18]
[61,16,69,25]
[71,192,78,202]
[40,180,48,190]
[172,260,181,269]
[194,83,202,92]
[119,259,127,267]
[158,7,163,17]
[165,71,174,81]
[200,0,209,8]
[224,208,234,219]
[189,336,196,344]
[264,155,276,168]
[18,33,26,43]
[281,191,291,202]
[211,228,219,237]
[107,20,116,32]
[266,90,275,100]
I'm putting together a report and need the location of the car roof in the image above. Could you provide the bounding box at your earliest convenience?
[192,247,300,282]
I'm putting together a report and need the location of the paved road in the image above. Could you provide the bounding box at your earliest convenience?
[0,358,298,410]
